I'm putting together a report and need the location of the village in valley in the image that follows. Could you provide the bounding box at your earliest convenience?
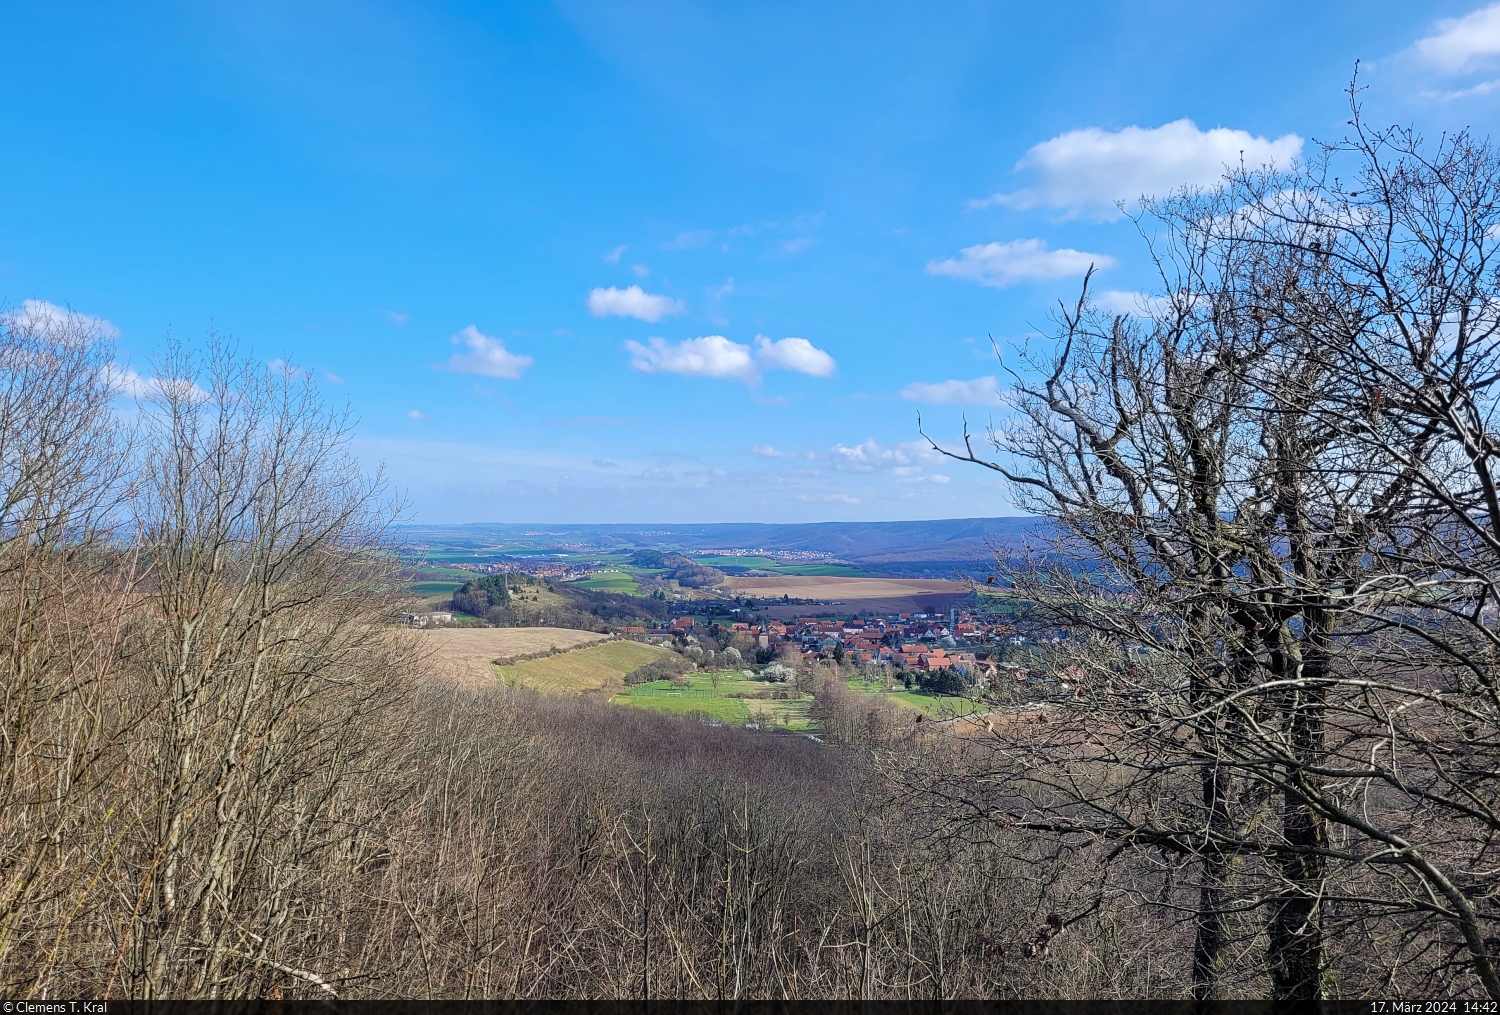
[396,520,1079,731]
[645,610,1027,684]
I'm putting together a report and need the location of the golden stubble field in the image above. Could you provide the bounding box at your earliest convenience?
[496,640,673,695]
[419,627,608,690]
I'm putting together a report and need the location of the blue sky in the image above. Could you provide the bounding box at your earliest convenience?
[4,1,1499,523]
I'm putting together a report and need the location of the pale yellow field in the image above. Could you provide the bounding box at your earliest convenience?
[497,640,673,695]
[722,575,968,599]
[420,627,608,689]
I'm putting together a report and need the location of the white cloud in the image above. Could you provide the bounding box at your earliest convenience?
[1425,78,1500,99]
[102,363,208,402]
[586,285,685,323]
[323,371,345,385]
[664,230,713,249]
[407,409,427,420]
[626,335,758,381]
[443,325,534,379]
[1095,290,1172,317]
[631,264,651,277]
[781,237,815,255]
[626,334,837,383]
[385,310,409,325]
[752,445,793,457]
[708,277,734,300]
[926,239,1113,288]
[754,336,836,376]
[102,364,150,398]
[604,244,628,263]
[900,377,1002,406]
[927,474,951,483]
[976,120,1303,218]
[267,358,309,380]
[1414,4,1500,72]
[4,299,119,340]
[830,439,939,475]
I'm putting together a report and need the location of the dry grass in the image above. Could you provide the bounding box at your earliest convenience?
[722,575,968,599]
[420,627,609,689]
[497,639,672,694]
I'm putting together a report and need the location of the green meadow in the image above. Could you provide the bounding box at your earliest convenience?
[574,568,641,593]
[884,689,982,718]
[410,580,464,595]
[611,669,977,729]
[613,671,814,729]
[769,564,873,577]
[693,555,782,569]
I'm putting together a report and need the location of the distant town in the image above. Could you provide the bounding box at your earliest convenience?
[637,609,1034,682]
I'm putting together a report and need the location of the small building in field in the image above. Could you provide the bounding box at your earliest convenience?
[401,612,453,628]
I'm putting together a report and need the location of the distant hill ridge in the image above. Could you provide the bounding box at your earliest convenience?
[398,517,1044,573]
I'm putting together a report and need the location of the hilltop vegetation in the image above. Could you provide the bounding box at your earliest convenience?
[444,570,669,629]
[626,549,726,588]
[451,573,511,615]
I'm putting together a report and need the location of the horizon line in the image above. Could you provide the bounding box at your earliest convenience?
[395,515,1036,527]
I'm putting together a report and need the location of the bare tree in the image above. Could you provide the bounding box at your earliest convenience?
[921,93,1500,1000]
[0,304,133,990]
[115,341,411,997]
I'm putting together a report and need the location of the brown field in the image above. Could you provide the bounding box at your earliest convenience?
[497,640,673,695]
[419,627,608,689]
[723,575,969,600]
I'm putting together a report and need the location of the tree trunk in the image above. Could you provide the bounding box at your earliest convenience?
[1269,657,1326,1001]
[1192,763,1231,1000]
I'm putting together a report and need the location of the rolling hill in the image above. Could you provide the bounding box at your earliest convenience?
[398,517,1044,576]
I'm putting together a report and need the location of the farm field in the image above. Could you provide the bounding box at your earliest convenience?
[410,580,463,595]
[722,575,967,599]
[612,670,976,729]
[767,564,872,577]
[884,689,982,718]
[401,565,473,599]
[497,639,672,694]
[836,676,980,717]
[573,568,641,593]
[613,684,752,724]
[693,555,781,569]
[418,546,562,565]
[689,556,873,578]
[613,671,813,729]
[421,627,608,689]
